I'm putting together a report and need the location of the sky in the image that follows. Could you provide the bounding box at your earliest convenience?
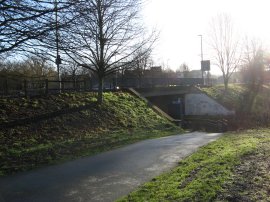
[142,0,270,75]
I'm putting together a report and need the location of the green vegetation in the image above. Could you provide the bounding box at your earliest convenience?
[117,84,270,201]
[118,129,270,202]
[0,92,98,123]
[0,92,182,176]
[201,84,270,114]
[201,84,270,128]
[200,84,247,110]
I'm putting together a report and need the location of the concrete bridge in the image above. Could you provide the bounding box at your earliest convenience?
[134,86,200,97]
[130,86,234,131]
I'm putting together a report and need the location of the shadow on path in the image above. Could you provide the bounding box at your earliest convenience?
[0,132,222,202]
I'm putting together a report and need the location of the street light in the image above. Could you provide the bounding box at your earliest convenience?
[55,0,62,92]
[198,34,203,61]
[198,34,204,85]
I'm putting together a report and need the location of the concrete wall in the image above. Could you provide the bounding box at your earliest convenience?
[185,93,234,116]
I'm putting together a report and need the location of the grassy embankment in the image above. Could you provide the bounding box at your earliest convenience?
[119,84,270,201]
[0,91,182,176]
[119,129,270,201]
[201,84,270,128]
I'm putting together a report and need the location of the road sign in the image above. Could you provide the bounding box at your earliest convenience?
[201,60,210,71]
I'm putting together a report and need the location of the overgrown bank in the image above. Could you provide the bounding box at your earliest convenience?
[116,84,270,201]
[0,92,182,176]
[201,84,270,129]
[118,129,270,201]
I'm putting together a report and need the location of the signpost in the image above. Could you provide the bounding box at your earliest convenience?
[201,60,210,71]
[198,35,210,85]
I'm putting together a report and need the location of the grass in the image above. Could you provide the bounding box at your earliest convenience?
[201,84,270,129]
[201,84,270,114]
[118,128,270,202]
[0,91,183,176]
[200,84,247,111]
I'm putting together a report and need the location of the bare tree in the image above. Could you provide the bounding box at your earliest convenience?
[63,0,157,104]
[23,56,55,78]
[129,47,153,87]
[0,56,55,78]
[242,39,265,86]
[62,60,85,87]
[239,39,267,113]
[0,0,73,55]
[178,63,189,72]
[209,14,241,90]
[176,63,190,78]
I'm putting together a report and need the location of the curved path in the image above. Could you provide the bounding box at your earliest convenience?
[0,132,222,202]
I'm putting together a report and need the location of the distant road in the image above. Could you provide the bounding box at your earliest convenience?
[0,132,222,202]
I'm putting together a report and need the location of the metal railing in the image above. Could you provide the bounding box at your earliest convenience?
[0,78,91,97]
[0,75,209,97]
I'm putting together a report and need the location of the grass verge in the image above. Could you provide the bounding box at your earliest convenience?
[118,128,270,202]
[0,92,183,176]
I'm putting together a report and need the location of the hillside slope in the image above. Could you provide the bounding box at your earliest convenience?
[0,92,182,176]
[200,84,270,128]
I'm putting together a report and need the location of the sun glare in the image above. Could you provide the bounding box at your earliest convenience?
[143,0,270,75]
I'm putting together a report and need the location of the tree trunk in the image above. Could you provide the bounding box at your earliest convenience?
[224,77,229,91]
[245,82,261,113]
[97,76,104,104]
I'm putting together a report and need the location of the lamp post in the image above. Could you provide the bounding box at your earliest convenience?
[114,54,117,89]
[55,0,62,92]
[198,34,204,85]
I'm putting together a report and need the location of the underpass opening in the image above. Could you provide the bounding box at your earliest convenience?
[135,87,234,132]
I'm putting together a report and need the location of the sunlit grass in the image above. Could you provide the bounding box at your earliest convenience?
[118,129,270,201]
[0,92,182,176]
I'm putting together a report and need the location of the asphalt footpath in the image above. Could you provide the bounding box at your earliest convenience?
[0,132,222,202]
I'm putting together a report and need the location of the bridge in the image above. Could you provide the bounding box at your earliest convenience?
[130,86,234,132]
[134,86,200,97]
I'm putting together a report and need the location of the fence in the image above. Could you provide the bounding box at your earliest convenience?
[0,77,92,97]
[0,75,209,97]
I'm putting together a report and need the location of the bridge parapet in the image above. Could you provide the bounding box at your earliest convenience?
[136,86,201,97]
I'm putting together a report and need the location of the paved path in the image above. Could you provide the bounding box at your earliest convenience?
[0,132,222,202]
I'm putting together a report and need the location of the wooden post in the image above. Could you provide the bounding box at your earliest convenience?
[73,79,76,91]
[61,80,64,93]
[45,79,49,95]
[84,79,87,91]
[24,79,28,97]
[90,78,93,91]
[4,77,8,95]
